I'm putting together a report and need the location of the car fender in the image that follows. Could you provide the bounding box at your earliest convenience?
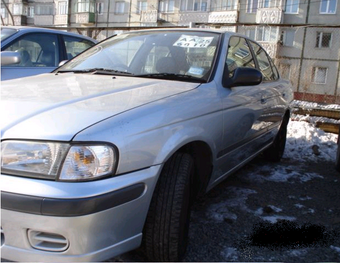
[73,86,223,175]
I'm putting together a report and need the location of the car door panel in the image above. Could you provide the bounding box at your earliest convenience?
[1,67,55,81]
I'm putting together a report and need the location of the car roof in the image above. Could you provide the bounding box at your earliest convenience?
[2,26,97,43]
[127,27,231,34]
[122,28,242,40]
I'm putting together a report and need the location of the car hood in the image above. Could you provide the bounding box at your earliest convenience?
[1,73,199,141]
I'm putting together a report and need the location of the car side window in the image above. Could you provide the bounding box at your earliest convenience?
[4,33,59,67]
[249,41,278,81]
[63,36,94,60]
[226,36,256,78]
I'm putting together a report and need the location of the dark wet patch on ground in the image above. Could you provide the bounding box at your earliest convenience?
[240,220,338,249]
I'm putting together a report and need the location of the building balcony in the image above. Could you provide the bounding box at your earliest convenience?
[179,10,238,25]
[157,12,178,23]
[208,10,238,23]
[179,12,209,24]
[54,15,68,25]
[256,8,283,24]
[75,12,95,25]
[257,41,279,57]
[13,15,27,26]
[34,15,54,26]
[140,10,158,23]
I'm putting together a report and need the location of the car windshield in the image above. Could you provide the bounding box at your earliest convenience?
[57,30,221,82]
[1,28,18,41]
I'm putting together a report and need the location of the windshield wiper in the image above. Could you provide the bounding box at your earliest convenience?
[56,68,133,76]
[134,73,203,82]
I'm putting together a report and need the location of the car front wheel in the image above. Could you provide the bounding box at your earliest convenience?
[143,152,193,261]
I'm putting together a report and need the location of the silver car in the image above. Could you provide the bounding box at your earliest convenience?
[1,26,96,81]
[1,28,293,262]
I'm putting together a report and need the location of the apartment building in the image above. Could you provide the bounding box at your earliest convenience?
[1,0,339,103]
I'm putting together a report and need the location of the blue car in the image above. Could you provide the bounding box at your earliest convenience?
[1,26,96,81]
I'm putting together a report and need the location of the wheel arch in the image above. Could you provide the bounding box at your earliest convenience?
[173,141,214,199]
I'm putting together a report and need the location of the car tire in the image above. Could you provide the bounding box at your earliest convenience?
[336,128,340,172]
[143,152,193,261]
[263,117,289,162]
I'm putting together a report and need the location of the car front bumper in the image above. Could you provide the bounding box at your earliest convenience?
[0,165,161,262]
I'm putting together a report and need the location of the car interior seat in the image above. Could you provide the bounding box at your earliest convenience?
[18,50,33,67]
[156,57,178,74]
[41,51,56,67]
[171,47,190,73]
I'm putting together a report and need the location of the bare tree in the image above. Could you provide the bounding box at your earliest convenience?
[1,0,14,25]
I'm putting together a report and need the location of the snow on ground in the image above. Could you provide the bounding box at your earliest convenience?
[331,246,340,254]
[207,187,256,222]
[292,114,340,124]
[285,120,338,162]
[291,100,340,110]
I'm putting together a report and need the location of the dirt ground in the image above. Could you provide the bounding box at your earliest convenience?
[112,155,340,262]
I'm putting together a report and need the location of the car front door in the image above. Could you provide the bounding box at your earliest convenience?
[1,33,59,81]
[211,36,274,185]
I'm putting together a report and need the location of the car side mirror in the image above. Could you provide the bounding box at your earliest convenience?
[1,51,21,66]
[228,67,262,88]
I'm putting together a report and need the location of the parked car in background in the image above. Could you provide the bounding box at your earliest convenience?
[336,126,340,172]
[1,26,96,81]
[1,28,293,262]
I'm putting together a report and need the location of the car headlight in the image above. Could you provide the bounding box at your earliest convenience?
[1,140,117,181]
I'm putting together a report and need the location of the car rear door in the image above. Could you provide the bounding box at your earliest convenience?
[247,40,287,138]
[60,35,95,61]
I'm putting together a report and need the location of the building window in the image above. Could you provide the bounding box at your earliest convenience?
[316,32,332,48]
[320,0,337,13]
[115,1,125,14]
[58,1,68,15]
[27,6,34,17]
[285,0,299,13]
[136,1,147,13]
[280,30,295,46]
[182,0,209,11]
[245,28,256,40]
[13,3,25,15]
[259,0,273,8]
[211,0,236,11]
[97,2,104,14]
[1,7,7,18]
[194,0,208,11]
[312,67,328,84]
[75,0,95,13]
[256,26,278,42]
[36,5,54,15]
[247,0,258,13]
[159,0,175,12]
